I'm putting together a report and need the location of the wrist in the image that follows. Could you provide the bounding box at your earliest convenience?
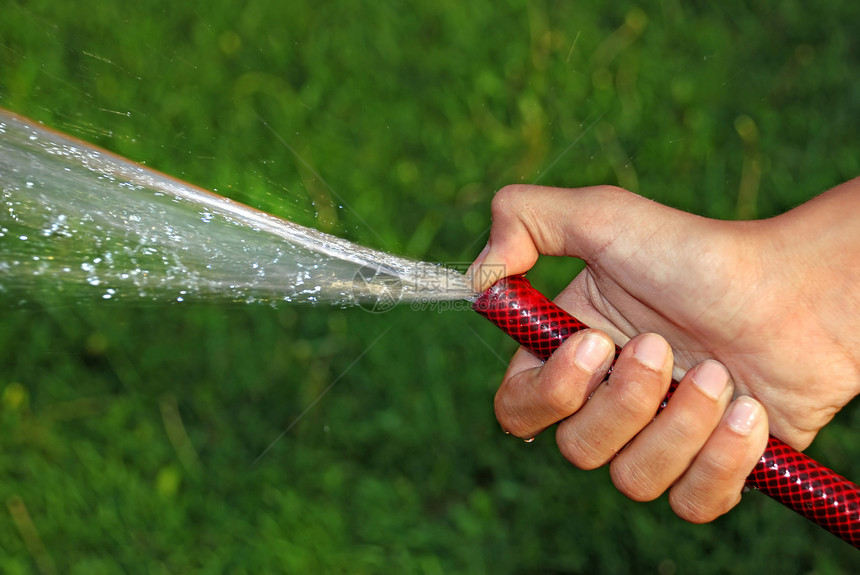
[764,179,860,396]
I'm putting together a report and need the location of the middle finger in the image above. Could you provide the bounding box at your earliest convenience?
[556,333,674,469]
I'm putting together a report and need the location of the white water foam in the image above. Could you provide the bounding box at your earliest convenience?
[0,108,475,308]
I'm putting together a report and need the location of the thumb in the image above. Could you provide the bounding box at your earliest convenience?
[467,184,700,292]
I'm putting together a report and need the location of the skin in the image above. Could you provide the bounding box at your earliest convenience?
[468,176,860,523]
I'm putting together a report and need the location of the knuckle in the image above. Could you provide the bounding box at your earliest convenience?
[595,184,628,196]
[668,490,713,523]
[490,185,529,217]
[493,391,530,438]
[700,449,744,484]
[495,414,531,438]
[669,488,740,524]
[538,374,583,417]
[612,378,663,421]
[666,410,717,442]
[556,425,608,470]
[609,457,664,502]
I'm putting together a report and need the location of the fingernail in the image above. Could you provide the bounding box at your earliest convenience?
[692,360,730,399]
[726,397,760,435]
[573,332,614,374]
[633,333,668,371]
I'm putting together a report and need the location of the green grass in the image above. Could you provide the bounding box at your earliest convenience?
[2,1,860,572]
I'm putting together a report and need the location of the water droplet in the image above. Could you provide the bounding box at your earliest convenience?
[524,437,535,443]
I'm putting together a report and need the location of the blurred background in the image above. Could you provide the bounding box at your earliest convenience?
[2,0,859,572]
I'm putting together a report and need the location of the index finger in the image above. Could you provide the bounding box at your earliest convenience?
[495,329,615,438]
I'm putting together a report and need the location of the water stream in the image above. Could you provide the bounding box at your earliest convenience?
[0,108,475,309]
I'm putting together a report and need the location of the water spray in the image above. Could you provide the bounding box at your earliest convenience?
[0,107,471,308]
[2,107,858,547]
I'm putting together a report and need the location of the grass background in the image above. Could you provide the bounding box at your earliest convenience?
[2,0,859,572]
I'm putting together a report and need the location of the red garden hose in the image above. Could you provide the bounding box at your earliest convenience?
[473,274,860,548]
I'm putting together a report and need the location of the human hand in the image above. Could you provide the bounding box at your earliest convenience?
[469,179,860,522]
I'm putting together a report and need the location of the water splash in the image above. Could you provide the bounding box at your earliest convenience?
[0,108,475,308]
